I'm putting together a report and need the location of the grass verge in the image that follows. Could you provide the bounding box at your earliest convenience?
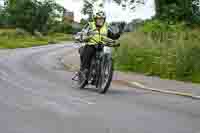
[113,31,200,84]
[0,29,72,49]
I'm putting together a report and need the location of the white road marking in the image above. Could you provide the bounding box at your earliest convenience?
[131,81,200,99]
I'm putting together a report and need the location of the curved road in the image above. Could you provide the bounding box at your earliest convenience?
[0,43,200,133]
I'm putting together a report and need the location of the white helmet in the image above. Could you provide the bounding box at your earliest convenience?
[93,10,106,20]
[93,10,106,27]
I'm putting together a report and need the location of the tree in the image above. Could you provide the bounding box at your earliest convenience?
[0,3,4,26]
[191,0,200,24]
[80,18,88,25]
[113,0,145,10]
[114,0,200,24]
[154,0,193,22]
[3,0,65,33]
[82,0,98,20]
[110,21,126,33]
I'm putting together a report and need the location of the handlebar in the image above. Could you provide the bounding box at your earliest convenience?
[74,31,120,47]
[90,38,120,48]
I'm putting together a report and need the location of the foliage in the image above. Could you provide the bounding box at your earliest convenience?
[113,0,145,10]
[154,0,193,23]
[114,28,200,83]
[1,0,66,34]
[110,21,126,33]
[49,22,74,34]
[114,0,200,25]
[141,19,186,33]
[191,0,200,24]
[80,18,88,26]
[0,28,72,49]
[82,0,98,20]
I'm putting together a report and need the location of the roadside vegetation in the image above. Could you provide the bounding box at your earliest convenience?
[0,29,72,49]
[112,0,200,83]
[0,0,78,49]
[114,22,200,83]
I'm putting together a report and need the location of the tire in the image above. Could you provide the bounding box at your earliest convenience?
[98,56,113,94]
[80,80,87,89]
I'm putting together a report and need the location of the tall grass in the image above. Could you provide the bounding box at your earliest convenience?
[114,30,200,83]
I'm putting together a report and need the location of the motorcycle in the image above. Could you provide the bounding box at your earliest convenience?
[72,31,120,94]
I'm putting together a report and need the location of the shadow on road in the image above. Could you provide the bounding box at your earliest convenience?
[71,85,124,94]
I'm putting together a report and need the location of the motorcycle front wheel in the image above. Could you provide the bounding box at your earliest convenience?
[97,57,113,94]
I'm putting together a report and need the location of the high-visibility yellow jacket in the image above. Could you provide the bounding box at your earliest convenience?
[87,21,108,45]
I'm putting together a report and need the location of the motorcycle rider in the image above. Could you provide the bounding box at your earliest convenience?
[78,11,108,79]
[75,10,121,83]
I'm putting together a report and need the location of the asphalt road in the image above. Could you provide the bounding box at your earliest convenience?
[0,43,200,133]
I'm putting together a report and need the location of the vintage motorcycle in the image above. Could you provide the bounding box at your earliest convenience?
[72,31,120,94]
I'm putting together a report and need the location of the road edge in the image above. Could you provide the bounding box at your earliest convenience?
[128,81,200,99]
[60,49,200,100]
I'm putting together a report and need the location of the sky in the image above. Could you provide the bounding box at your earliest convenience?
[56,0,156,22]
[56,0,84,22]
[105,0,155,22]
[0,0,155,22]
[56,0,155,22]
[0,0,4,6]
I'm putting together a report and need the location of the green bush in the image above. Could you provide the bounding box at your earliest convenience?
[141,20,186,33]
[49,22,74,34]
